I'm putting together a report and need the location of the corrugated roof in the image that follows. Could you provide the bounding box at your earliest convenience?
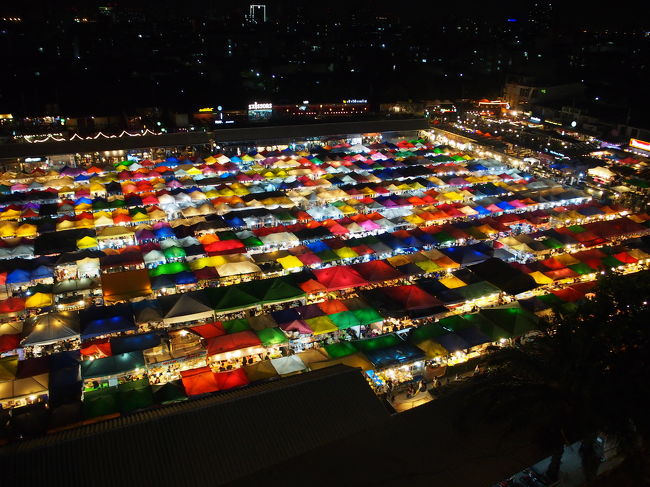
[0,365,388,486]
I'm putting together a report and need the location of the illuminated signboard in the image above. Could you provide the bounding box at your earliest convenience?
[248,102,273,110]
[342,99,368,104]
[198,107,214,112]
[248,102,273,122]
[630,138,650,152]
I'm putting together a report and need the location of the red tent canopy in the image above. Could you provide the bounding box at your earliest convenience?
[313,266,368,291]
[383,285,443,310]
[351,244,375,256]
[206,331,262,356]
[80,340,112,358]
[214,367,250,390]
[0,297,26,314]
[540,257,565,270]
[297,253,322,266]
[204,239,245,254]
[544,268,579,280]
[570,281,597,294]
[181,366,220,395]
[193,267,219,281]
[0,334,20,353]
[613,252,638,264]
[573,248,606,260]
[352,260,404,282]
[551,287,585,302]
[190,322,226,339]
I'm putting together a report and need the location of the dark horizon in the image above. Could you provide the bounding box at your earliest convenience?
[0,0,648,118]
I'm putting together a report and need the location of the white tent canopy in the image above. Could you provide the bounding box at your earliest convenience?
[21,311,80,346]
[0,374,49,400]
[163,294,214,325]
[270,355,307,376]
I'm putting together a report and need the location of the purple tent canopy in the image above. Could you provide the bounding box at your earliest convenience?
[279,320,313,335]
[135,229,156,242]
[448,177,469,186]
[294,304,324,320]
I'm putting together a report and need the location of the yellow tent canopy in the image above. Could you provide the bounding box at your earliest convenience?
[439,275,466,289]
[76,236,99,249]
[277,255,304,270]
[25,292,54,308]
[529,271,553,285]
[415,339,449,359]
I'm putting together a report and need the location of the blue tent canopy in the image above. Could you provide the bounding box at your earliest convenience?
[363,343,425,369]
[435,332,470,352]
[306,240,330,253]
[472,206,491,215]
[442,246,490,266]
[153,226,176,239]
[225,216,245,227]
[80,304,136,339]
[173,271,197,285]
[81,351,145,378]
[30,265,54,280]
[454,326,492,348]
[497,201,515,211]
[110,333,161,355]
[6,269,31,284]
[151,275,176,290]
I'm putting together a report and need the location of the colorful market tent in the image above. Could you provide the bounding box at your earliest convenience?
[81,351,145,379]
[21,311,80,346]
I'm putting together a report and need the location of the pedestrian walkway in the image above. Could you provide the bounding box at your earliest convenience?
[503,438,622,486]
[389,389,432,412]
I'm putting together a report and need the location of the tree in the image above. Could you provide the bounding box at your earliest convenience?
[439,270,650,483]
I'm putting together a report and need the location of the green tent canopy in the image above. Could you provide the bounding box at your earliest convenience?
[479,304,539,337]
[251,278,305,304]
[568,262,596,275]
[541,237,564,250]
[328,311,362,330]
[209,286,259,312]
[453,281,501,301]
[162,246,187,260]
[353,333,401,352]
[438,314,469,332]
[118,379,154,413]
[351,308,384,326]
[255,327,288,347]
[83,387,119,419]
[242,235,264,247]
[463,312,511,341]
[324,341,357,358]
[432,232,455,245]
[149,261,190,277]
[152,380,187,404]
[222,318,251,333]
[409,323,446,344]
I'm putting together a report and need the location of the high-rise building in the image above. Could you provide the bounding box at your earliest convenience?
[247,5,267,23]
